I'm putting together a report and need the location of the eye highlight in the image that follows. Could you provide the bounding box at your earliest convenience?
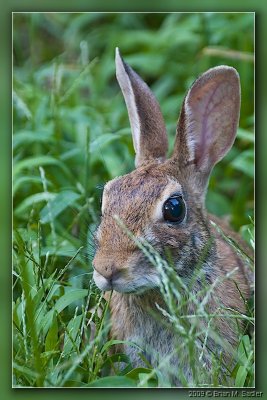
[163,195,186,223]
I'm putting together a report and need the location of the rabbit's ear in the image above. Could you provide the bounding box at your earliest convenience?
[172,66,240,186]
[115,48,168,168]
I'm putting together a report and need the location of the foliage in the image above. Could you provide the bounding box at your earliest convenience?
[13,12,254,387]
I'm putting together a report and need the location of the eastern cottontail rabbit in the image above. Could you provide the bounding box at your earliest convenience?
[93,48,253,386]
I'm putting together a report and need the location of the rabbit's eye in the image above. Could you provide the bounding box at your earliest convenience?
[163,196,186,223]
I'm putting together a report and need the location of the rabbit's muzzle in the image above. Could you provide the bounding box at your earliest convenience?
[92,268,117,292]
[93,250,160,294]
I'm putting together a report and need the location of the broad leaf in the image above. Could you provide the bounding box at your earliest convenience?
[40,190,81,224]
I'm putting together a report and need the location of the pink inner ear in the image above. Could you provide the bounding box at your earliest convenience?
[185,67,240,172]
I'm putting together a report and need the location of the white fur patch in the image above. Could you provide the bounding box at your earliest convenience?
[93,270,112,291]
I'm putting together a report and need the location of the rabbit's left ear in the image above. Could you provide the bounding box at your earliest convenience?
[172,66,240,185]
[115,48,168,168]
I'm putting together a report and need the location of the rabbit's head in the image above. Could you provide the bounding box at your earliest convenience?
[93,48,240,294]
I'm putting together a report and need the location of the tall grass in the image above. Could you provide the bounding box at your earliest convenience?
[13,12,254,387]
[114,217,254,387]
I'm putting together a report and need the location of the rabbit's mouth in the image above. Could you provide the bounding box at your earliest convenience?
[93,269,160,294]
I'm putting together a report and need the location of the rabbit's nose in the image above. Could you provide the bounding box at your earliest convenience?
[93,261,117,281]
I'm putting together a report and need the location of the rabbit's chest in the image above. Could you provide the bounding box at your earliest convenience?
[110,294,178,365]
[120,314,177,367]
[110,297,195,384]
[124,321,191,386]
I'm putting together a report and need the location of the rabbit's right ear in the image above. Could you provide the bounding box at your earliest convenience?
[115,48,168,168]
[172,66,240,189]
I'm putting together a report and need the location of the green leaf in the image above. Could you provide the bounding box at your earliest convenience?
[238,335,251,364]
[40,190,81,224]
[53,289,88,314]
[90,133,120,153]
[231,149,254,178]
[235,365,247,387]
[45,312,58,352]
[13,362,39,380]
[13,300,23,329]
[125,367,152,381]
[13,155,71,177]
[41,289,88,335]
[206,191,231,216]
[86,376,137,387]
[236,128,254,143]
[103,352,130,367]
[138,372,156,387]
[14,192,56,217]
[13,129,53,149]
[13,175,51,195]
[62,314,83,357]
[59,59,98,104]
[62,380,87,387]
[13,90,32,120]
[100,339,142,355]
[40,244,79,258]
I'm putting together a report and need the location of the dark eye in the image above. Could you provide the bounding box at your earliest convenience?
[163,196,186,223]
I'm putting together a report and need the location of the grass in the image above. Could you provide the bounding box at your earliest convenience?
[13,12,254,387]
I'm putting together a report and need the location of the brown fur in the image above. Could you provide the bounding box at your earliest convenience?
[92,52,253,386]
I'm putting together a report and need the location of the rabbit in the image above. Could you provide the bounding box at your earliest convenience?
[92,48,253,386]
